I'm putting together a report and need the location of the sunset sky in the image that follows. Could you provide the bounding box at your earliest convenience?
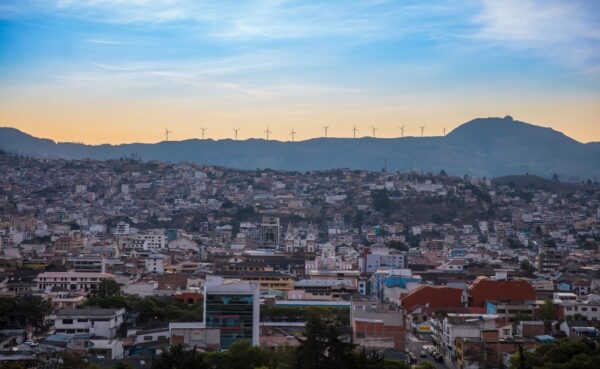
[1,0,599,144]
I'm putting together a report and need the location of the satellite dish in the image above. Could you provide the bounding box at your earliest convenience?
[250,282,258,290]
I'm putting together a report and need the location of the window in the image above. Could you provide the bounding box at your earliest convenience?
[62,319,73,324]
[144,336,152,341]
[581,307,588,312]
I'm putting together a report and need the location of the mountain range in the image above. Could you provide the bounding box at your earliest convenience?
[1,116,599,180]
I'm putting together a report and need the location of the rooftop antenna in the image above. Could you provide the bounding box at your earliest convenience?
[322,125,330,138]
[352,125,359,139]
[290,128,297,142]
[199,127,207,140]
[419,125,425,137]
[164,128,172,141]
[398,125,405,137]
[233,128,240,140]
[264,127,272,140]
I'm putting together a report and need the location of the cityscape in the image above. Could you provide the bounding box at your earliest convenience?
[1,1,600,369]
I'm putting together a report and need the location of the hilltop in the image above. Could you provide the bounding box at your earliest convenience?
[1,117,599,180]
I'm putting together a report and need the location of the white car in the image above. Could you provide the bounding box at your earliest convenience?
[25,340,39,347]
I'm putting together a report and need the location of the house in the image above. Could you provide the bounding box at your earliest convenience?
[54,308,125,338]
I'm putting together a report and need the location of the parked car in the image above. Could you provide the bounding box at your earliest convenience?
[420,350,427,358]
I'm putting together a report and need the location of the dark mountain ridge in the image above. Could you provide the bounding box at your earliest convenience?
[1,116,599,180]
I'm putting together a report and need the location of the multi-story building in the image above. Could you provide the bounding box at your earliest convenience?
[68,255,106,273]
[360,245,406,274]
[538,248,568,274]
[260,217,280,245]
[203,276,260,348]
[556,293,600,321]
[35,271,115,293]
[54,308,125,338]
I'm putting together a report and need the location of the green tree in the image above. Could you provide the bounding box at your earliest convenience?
[295,311,355,369]
[509,338,600,369]
[414,362,436,369]
[537,299,557,333]
[520,260,537,274]
[93,279,122,298]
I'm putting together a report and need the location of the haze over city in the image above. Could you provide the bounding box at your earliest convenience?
[1,0,600,144]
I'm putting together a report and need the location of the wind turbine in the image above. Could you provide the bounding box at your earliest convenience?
[264,127,272,140]
[199,127,207,140]
[371,126,378,138]
[233,128,240,140]
[398,125,405,138]
[290,128,297,142]
[419,125,425,137]
[322,125,330,138]
[352,125,359,139]
[164,128,172,141]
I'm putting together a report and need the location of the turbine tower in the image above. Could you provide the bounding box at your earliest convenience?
[233,128,240,140]
[164,128,172,141]
[371,126,378,138]
[290,128,297,142]
[199,127,207,140]
[322,125,330,138]
[398,125,405,137]
[443,127,446,136]
[352,125,359,139]
[419,125,425,137]
[264,127,272,140]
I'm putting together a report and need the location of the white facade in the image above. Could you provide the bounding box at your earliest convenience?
[36,271,115,293]
[54,308,125,338]
[145,254,166,273]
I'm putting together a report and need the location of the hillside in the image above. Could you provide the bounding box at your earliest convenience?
[1,117,599,180]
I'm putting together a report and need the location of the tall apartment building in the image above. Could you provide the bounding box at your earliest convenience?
[203,276,260,348]
[538,248,568,273]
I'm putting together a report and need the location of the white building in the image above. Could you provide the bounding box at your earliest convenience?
[145,253,167,274]
[36,271,115,293]
[557,294,600,321]
[360,245,405,273]
[137,231,166,249]
[54,308,125,338]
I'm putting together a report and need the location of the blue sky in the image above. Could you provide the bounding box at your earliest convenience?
[0,0,599,143]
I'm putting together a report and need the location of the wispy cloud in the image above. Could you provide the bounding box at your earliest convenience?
[85,39,130,45]
[473,0,600,74]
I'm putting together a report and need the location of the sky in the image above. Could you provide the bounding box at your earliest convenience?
[1,0,599,144]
